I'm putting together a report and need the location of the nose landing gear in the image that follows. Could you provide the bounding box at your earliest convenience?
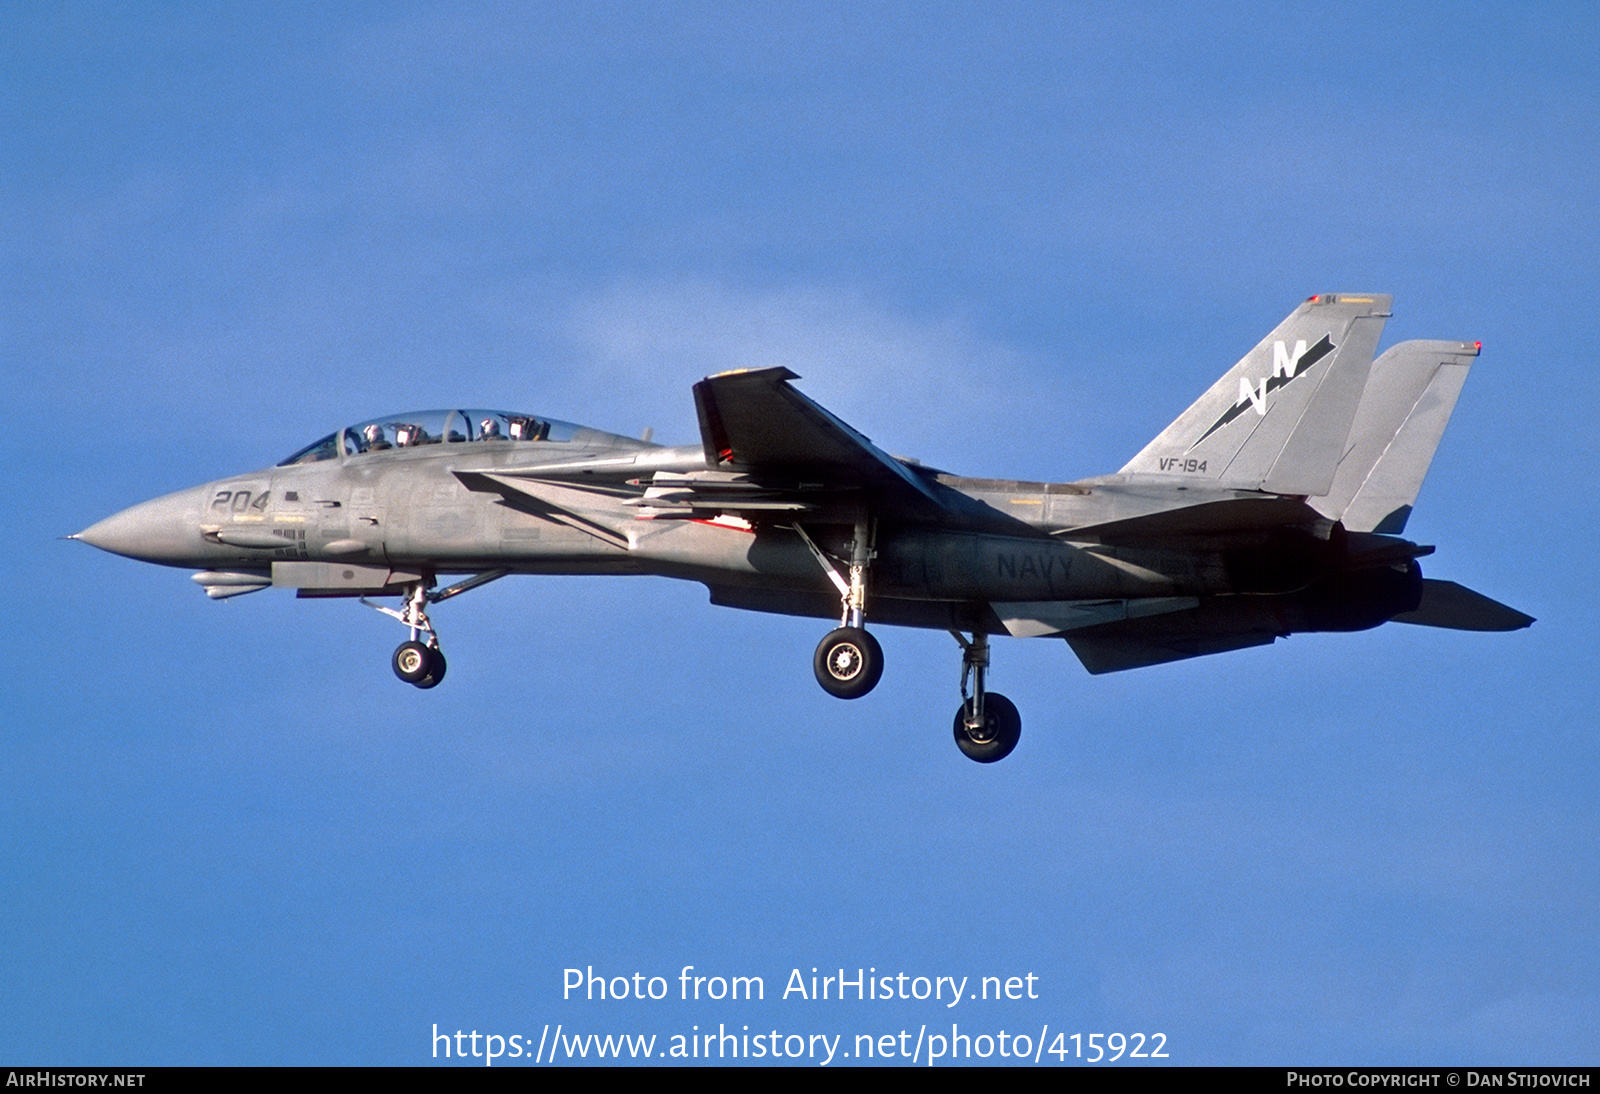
[375,583,446,689]
[363,570,507,689]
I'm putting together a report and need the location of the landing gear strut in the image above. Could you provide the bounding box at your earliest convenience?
[364,570,507,690]
[798,519,885,700]
[950,631,1021,763]
[379,584,446,689]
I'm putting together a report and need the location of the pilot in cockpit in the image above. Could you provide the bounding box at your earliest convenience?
[363,423,391,451]
[480,418,503,440]
[508,416,549,442]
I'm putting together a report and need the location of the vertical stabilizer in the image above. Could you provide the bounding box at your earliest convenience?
[1120,294,1392,495]
[1312,339,1477,533]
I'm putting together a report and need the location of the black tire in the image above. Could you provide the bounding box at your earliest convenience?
[953,692,1021,763]
[414,647,447,689]
[393,640,434,683]
[812,627,884,699]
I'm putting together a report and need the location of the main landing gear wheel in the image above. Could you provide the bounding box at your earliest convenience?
[953,692,1021,763]
[393,641,445,689]
[813,626,884,699]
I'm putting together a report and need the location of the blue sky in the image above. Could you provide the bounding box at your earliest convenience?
[5,0,1597,1065]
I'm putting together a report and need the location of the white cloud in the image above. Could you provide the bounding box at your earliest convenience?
[539,277,1071,475]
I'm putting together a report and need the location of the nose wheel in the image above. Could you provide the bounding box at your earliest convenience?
[381,583,446,690]
[392,639,447,689]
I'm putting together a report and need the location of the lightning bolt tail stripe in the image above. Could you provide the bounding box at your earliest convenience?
[1191,334,1335,448]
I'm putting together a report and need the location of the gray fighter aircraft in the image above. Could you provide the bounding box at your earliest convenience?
[75,294,1531,761]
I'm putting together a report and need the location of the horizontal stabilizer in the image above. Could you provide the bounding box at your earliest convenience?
[1391,579,1534,632]
[995,597,1198,638]
[1064,604,1281,673]
[1062,561,1436,672]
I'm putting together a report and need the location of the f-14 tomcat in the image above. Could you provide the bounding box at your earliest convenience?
[75,294,1531,762]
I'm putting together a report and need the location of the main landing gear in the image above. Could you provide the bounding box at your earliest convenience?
[794,520,1020,762]
[797,520,885,701]
[950,631,1020,763]
[364,570,507,690]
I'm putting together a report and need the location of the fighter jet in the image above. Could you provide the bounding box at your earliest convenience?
[74,294,1531,762]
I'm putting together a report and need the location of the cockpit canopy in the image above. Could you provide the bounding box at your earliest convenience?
[277,409,650,466]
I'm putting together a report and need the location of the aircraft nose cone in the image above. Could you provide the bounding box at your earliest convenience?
[75,487,208,565]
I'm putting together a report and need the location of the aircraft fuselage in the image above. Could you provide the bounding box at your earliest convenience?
[75,297,1532,762]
